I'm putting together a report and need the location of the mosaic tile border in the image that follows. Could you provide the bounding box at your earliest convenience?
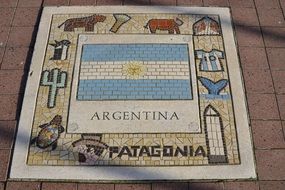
[10,6,256,180]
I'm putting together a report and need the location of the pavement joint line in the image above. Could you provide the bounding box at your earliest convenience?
[253,0,285,143]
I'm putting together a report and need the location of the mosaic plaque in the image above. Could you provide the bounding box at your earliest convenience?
[10,6,256,180]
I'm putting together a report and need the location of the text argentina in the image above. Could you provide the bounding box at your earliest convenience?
[91,111,179,120]
[109,145,206,158]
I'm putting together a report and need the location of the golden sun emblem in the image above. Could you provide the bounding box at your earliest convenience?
[122,61,146,79]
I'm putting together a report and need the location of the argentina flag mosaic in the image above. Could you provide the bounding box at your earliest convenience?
[10,6,256,181]
[78,44,192,100]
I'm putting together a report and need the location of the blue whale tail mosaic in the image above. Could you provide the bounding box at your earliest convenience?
[198,77,228,95]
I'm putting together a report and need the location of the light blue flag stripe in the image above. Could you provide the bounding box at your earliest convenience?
[81,44,189,62]
[77,79,192,100]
